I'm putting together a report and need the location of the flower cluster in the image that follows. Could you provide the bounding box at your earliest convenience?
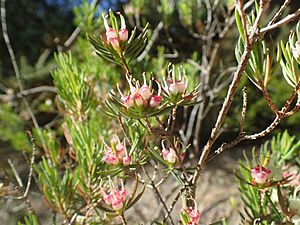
[102,136,131,166]
[180,207,201,225]
[103,188,127,211]
[103,13,128,50]
[251,165,271,184]
[161,140,185,165]
[121,75,162,110]
[162,65,188,99]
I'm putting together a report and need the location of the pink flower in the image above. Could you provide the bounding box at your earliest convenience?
[119,28,128,42]
[111,189,126,200]
[140,85,152,100]
[133,93,144,107]
[106,28,118,40]
[181,207,201,225]
[108,37,120,50]
[103,193,113,205]
[169,82,178,95]
[122,155,131,166]
[176,80,187,93]
[102,153,119,165]
[104,188,127,211]
[112,199,123,210]
[169,80,187,95]
[121,95,134,108]
[162,147,177,164]
[188,208,200,224]
[251,165,271,184]
[149,95,162,108]
[116,143,126,157]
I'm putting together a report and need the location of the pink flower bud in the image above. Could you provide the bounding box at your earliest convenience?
[106,28,118,40]
[116,143,126,157]
[117,190,127,201]
[140,85,152,100]
[176,80,187,93]
[121,95,134,108]
[102,153,119,165]
[108,37,120,50]
[103,193,113,205]
[133,93,144,107]
[111,199,123,211]
[251,165,271,184]
[149,95,162,108]
[188,208,201,224]
[169,82,178,95]
[119,28,128,42]
[122,155,131,166]
[181,207,201,225]
[162,148,177,164]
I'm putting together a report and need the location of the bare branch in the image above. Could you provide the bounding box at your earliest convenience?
[260,9,300,35]
[1,0,47,149]
[268,0,292,26]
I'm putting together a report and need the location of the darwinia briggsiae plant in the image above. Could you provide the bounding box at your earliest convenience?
[1,0,300,224]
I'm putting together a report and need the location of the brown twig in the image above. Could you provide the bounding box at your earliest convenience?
[142,167,175,225]
[237,0,250,48]
[191,0,267,187]
[258,80,279,115]
[1,0,47,150]
[6,131,37,200]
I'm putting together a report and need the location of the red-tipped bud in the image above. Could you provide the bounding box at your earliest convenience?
[111,199,123,211]
[122,155,131,166]
[116,143,126,157]
[119,28,128,42]
[176,80,187,93]
[169,80,187,95]
[162,148,177,164]
[133,93,144,107]
[121,95,134,108]
[169,82,178,95]
[140,85,152,100]
[106,28,118,40]
[108,37,120,50]
[102,153,119,165]
[149,95,162,108]
[251,165,271,184]
[103,193,113,205]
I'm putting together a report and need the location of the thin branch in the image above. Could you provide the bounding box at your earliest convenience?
[209,82,300,160]
[260,8,300,35]
[237,0,250,48]
[258,80,279,115]
[239,87,248,133]
[142,167,175,225]
[1,0,47,149]
[137,21,164,62]
[192,0,267,187]
[268,0,292,26]
[6,132,37,200]
[61,0,100,50]
[7,159,23,188]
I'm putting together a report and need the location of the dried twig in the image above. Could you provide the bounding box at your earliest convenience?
[1,0,47,149]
